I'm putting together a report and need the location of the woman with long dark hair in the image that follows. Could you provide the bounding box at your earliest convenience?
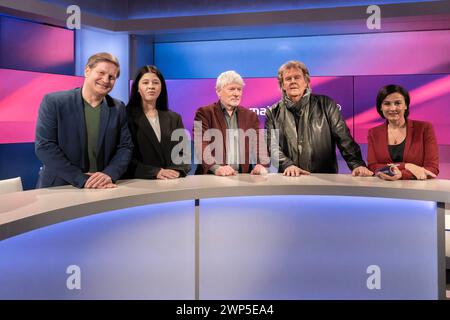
[126,65,190,179]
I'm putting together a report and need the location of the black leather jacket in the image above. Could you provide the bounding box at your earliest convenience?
[265,94,365,173]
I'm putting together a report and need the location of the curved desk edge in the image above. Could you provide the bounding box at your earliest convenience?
[1,174,450,241]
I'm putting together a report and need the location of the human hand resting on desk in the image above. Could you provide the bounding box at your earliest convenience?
[405,163,436,180]
[85,172,117,189]
[283,165,310,177]
[214,165,236,176]
[157,169,180,179]
[352,166,373,177]
[250,164,268,175]
[376,165,402,181]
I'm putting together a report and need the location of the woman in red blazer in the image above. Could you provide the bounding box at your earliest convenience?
[367,84,439,180]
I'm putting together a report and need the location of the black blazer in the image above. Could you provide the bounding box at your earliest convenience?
[126,108,191,179]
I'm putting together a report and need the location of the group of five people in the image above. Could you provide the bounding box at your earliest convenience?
[34,52,439,189]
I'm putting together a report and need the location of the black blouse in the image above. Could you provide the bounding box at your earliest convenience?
[388,138,406,163]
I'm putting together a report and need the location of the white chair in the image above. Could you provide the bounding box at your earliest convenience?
[0,177,23,195]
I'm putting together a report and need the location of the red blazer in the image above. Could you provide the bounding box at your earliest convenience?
[367,120,439,180]
[194,101,269,174]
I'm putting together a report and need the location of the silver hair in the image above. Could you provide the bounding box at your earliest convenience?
[215,70,245,91]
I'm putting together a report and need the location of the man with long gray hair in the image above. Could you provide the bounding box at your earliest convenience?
[265,60,372,177]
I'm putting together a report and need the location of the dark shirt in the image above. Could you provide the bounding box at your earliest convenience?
[388,138,406,163]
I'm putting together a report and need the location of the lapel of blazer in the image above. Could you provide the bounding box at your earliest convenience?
[138,111,165,163]
[403,120,414,161]
[213,102,227,136]
[159,111,170,145]
[236,106,247,166]
[74,88,87,161]
[281,102,299,157]
[96,97,111,162]
[236,106,246,131]
[381,123,393,162]
[213,102,228,163]
[158,111,171,162]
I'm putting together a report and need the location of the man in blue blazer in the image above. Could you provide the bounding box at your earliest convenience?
[35,52,133,189]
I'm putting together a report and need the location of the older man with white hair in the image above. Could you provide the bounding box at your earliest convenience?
[194,70,268,176]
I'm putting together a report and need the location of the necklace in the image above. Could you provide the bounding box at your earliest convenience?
[388,123,406,145]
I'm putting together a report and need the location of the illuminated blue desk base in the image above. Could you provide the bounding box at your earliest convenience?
[0,195,442,299]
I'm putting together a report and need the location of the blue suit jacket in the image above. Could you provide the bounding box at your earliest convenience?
[35,88,133,188]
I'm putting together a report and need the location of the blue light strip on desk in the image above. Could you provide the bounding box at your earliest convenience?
[0,195,440,299]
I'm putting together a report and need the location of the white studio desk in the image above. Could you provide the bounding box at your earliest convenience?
[0,174,449,300]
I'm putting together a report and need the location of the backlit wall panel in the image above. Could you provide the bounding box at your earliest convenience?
[2,70,449,187]
[156,30,450,79]
[354,74,450,145]
[0,16,74,75]
[166,76,354,135]
[0,69,84,144]
[75,27,129,103]
[164,74,450,177]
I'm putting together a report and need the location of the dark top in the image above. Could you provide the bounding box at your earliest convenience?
[126,108,191,179]
[388,138,406,163]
